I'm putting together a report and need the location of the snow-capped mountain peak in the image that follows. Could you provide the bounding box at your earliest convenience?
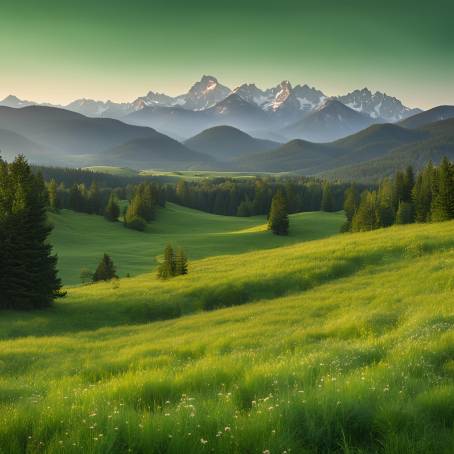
[233,83,270,107]
[336,88,421,122]
[0,95,36,108]
[267,80,293,111]
[180,75,232,110]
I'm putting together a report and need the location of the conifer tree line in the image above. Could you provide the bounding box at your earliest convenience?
[344,158,454,232]
[0,155,64,310]
[157,244,188,279]
[33,165,158,189]
[43,177,166,226]
[166,178,357,217]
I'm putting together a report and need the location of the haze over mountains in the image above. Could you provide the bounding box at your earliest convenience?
[0,76,453,180]
[1,75,422,142]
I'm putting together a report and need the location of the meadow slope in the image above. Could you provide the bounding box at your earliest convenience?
[49,204,345,285]
[0,218,453,453]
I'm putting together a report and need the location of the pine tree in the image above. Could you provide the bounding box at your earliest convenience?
[69,184,84,212]
[413,163,433,222]
[104,193,120,222]
[157,244,175,279]
[268,190,289,235]
[395,201,414,224]
[88,181,102,214]
[431,157,454,222]
[392,171,406,210]
[0,155,64,310]
[174,247,188,275]
[376,178,395,227]
[47,179,59,212]
[343,184,358,230]
[237,196,254,217]
[176,179,190,205]
[253,179,270,215]
[351,191,379,232]
[92,253,117,282]
[321,183,335,212]
[402,166,415,203]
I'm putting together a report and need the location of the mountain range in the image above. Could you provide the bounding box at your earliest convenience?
[0,102,453,179]
[0,75,423,142]
[1,77,453,180]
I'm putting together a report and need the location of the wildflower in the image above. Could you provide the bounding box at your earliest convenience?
[200,438,208,444]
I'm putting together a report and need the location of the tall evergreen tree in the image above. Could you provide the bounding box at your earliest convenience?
[392,171,406,210]
[377,178,395,227]
[237,196,254,217]
[402,166,415,203]
[93,253,117,282]
[174,247,188,276]
[157,244,176,279]
[88,181,102,214]
[321,183,335,212]
[343,184,358,230]
[431,157,454,222]
[351,191,379,232]
[268,190,289,235]
[0,155,64,310]
[47,179,59,212]
[395,201,414,225]
[69,184,84,212]
[412,163,433,222]
[104,193,120,222]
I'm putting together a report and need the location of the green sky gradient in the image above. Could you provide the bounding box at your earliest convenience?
[0,0,452,108]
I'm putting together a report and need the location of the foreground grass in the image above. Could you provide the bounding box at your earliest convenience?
[0,221,454,452]
[49,204,344,285]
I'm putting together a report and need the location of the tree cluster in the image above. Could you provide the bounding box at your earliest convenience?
[157,244,188,279]
[345,159,454,232]
[124,183,162,231]
[0,155,64,310]
[166,177,354,217]
[93,254,118,282]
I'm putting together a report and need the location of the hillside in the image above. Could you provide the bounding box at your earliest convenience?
[184,125,279,161]
[238,118,454,177]
[322,118,454,181]
[124,105,211,140]
[0,106,197,167]
[235,139,342,173]
[49,204,345,285]
[282,99,375,142]
[1,218,453,452]
[398,105,454,129]
[0,128,52,163]
[99,137,217,170]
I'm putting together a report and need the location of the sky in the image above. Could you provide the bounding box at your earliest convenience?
[0,0,453,109]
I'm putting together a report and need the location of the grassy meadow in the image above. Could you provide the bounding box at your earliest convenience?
[49,203,345,285]
[82,167,289,182]
[0,206,454,453]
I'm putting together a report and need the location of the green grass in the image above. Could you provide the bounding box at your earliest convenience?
[138,169,289,180]
[1,209,454,452]
[82,166,139,177]
[49,203,345,285]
